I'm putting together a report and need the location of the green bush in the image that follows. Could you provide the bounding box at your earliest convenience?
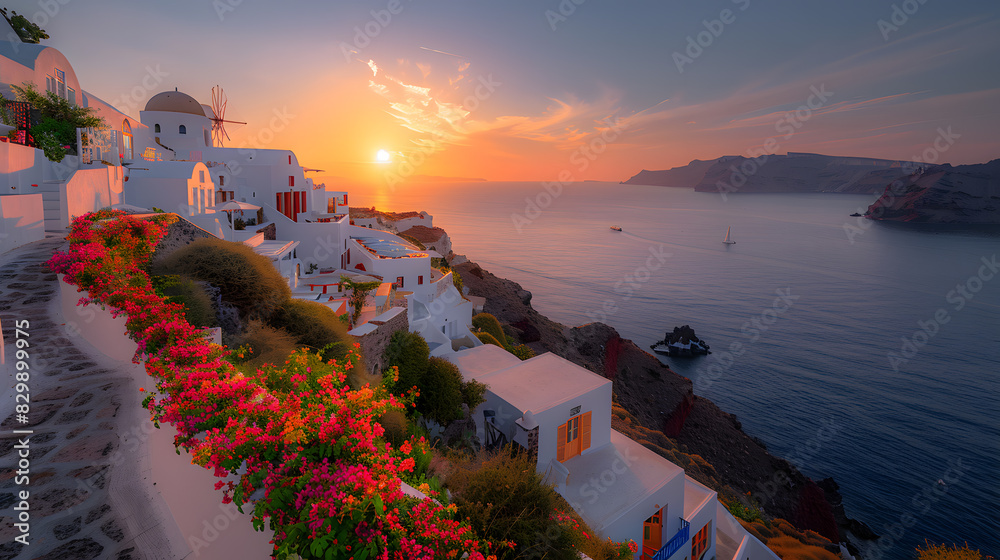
[452,269,464,294]
[419,357,464,425]
[383,330,429,392]
[269,298,353,363]
[474,331,503,347]
[450,449,585,560]
[378,410,410,447]
[230,319,298,371]
[510,344,536,361]
[460,379,488,412]
[152,275,217,328]
[472,313,506,346]
[154,238,291,321]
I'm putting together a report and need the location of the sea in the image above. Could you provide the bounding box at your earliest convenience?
[351,180,1000,560]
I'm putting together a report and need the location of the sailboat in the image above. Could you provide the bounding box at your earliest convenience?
[723,227,736,244]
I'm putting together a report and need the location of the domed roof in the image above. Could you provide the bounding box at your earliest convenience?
[144,90,206,116]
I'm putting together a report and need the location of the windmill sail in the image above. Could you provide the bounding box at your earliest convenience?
[209,85,246,147]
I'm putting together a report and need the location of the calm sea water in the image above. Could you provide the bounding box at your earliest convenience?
[352,181,1000,559]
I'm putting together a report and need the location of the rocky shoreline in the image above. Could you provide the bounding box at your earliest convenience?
[451,257,876,555]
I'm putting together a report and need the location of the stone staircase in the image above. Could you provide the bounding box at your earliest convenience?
[36,179,65,234]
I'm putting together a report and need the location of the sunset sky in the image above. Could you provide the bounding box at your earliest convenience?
[12,0,1000,185]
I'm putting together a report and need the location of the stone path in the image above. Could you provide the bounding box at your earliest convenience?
[0,238,184,560]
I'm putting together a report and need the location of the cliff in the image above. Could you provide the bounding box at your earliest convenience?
[453,259,875,552]
[864,160,1000,223]
[624,158,722,188]
[625,152,921,194]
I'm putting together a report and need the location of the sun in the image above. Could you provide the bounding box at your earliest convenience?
[376,149,391,163]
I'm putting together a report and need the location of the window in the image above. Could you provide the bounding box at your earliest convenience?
[288,175,295,187]
[179,125,187,134]
[219,175,224,186]
[692,522,711,560]
[418,275,423,285]
[556,411,591,462]
[67,87,75,105]
[122,120,133,160]
[55,69,65,99]
[205,129,211,146]
[396,276,404,288]
[199,170,205,182]
[288,155,292,164]
[154,124,161,133]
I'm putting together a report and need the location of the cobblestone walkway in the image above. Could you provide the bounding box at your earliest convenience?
[0,238,181,560]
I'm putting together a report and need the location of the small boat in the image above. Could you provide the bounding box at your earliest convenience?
[610,225,622,232]
[850,212,863,217]
[723,226,736,244]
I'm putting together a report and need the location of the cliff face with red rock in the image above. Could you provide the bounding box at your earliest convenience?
[453,258,874,553]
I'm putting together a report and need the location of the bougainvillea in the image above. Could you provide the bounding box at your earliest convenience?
[47,210,497,560]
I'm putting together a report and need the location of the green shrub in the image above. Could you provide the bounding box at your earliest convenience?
[452,269,464,294]
[419,358,464,425]
[510,344,535,361]
[35,130,66,162]
[450,449,584,559]
[231,319,297,370]
[474,331,503,347]
[383,330,429,392]
[460,379,488,412]
[378,410,410,447]
[472,313,506,346]
[154,238,291,321]
[723,494,763,523]
[152,275,217,328]
[269,298,353,363]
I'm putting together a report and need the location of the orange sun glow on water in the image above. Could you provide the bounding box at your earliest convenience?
[376,149,391,163]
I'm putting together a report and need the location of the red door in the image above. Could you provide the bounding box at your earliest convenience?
[642,508,663,559]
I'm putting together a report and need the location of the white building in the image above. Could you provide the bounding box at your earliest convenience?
[0,16,475,357]
[0,20,136,250]
[444,345,781,560]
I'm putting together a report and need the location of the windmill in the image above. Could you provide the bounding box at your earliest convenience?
[209,85,246,147]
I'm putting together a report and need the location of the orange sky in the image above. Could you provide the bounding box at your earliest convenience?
[34,1,999,187]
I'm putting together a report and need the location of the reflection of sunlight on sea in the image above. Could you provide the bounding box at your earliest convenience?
[349,181,1000,560]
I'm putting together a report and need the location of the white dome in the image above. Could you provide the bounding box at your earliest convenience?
[144,90,206,116]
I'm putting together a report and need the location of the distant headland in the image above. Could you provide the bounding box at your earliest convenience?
[624,152,1000,224]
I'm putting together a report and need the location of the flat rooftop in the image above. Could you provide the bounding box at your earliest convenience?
[684,475,716,520]
[353,235,427,258]
[563,430,684,532]
[482,352,611,415]
[251,240,299,259]
[446,348,611,414]
[445,344,522,380]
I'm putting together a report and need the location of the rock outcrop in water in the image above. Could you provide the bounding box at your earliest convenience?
[651,324,711,356]
[452,258,876,552]
[864,159,1000,223]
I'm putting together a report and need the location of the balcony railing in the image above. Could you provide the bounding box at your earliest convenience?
[653,518,690,560]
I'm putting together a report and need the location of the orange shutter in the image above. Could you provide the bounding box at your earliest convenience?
[581,411,592,452]
[557,423,567,462]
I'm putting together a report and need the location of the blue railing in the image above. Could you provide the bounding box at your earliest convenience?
[653,518,690,560]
